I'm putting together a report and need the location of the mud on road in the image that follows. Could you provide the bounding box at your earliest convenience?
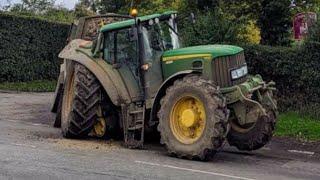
[0,92,122,151]
[0,92,320,180]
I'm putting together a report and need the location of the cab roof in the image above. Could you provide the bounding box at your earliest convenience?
[100,11,177,33]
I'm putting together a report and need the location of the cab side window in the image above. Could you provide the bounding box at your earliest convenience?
[104,32,115,64]
[103,29,139,75]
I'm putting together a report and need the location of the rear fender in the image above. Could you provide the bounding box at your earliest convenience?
[58,39,132,106]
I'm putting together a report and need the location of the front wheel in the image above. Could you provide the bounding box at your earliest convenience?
[227,100,277,151]
[157,75,229,160]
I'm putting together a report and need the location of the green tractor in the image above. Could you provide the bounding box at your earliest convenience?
[52,11,277,160]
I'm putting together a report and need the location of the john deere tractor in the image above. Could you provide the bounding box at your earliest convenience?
[52,11,277,160]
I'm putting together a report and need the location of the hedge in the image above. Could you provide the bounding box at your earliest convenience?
[243,42,320,117]
[0,13,69,82]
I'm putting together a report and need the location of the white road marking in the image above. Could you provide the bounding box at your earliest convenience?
[135,160,255,180]
[288,150,315,156]
[6,120,20,123]
[32,123,44,126]
[12,143,37,148]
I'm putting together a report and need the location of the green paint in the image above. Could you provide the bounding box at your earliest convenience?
[161,45,243,79]
[163,45,244,59]
[100,11,177,32]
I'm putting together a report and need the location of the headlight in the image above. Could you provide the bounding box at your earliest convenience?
[231,65,248,80]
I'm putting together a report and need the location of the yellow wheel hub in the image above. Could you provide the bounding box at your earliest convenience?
[181,109,198,128]
[170,96,206,144]
[92,107,107,138]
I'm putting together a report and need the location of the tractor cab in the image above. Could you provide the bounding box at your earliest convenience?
[95,11,183,102]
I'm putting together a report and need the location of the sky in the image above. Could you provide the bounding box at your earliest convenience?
[0,0,78,9]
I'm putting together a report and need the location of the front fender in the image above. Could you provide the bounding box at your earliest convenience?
[149,70,197,126]
[58,39,131,106]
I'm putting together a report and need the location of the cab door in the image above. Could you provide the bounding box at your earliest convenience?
[104,29,143,102]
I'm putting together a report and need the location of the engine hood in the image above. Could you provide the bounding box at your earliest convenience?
[162,45,244,61]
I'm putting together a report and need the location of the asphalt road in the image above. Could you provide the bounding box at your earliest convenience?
[0,92,320,180]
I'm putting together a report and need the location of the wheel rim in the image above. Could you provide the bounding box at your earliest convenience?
[93,107,107,138]
[170,95,206,144]
[62,72,75,122]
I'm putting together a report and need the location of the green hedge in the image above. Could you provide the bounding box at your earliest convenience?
[0,13,69,82]
[243,42,320,117]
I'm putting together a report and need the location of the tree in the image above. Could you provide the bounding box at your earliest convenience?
[96,0,127,14]
[45,6,75,23]
[196,0,219,10]
[181,10,245,46]
[218,0,263,20]
[3,0,74,23]
[74,5,95,18]
[258,0,292,46]
[291,0,320,13]
[78,0,97,12]
[306,17,320,43]
[9,0,55,14]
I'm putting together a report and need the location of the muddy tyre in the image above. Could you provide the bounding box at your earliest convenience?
[227,110,276,151]
[158,75,229,160]
[61,63,101,138]
[53,92,63,128]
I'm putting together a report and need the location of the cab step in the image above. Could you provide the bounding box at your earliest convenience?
[121,103,145,149]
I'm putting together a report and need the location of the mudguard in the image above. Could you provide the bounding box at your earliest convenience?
[58,39,132,106]
[149,70,196,125]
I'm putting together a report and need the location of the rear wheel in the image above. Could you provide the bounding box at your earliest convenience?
[91,94,119,139]
[53,91,63,128]
[61,63,102,138]
[158,75,229,160]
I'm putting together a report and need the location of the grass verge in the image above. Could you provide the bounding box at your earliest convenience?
[0,80,56,92]
[276,112,320,142]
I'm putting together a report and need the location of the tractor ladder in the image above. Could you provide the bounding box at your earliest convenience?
[121,103,145,149]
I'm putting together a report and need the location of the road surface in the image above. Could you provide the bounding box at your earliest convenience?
[0,92,320,180]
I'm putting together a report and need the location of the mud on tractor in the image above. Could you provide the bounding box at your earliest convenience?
[51,11,277,160]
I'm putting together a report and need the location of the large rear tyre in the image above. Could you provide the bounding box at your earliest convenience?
[61,63,102,138]
[53,93,63,128]
[158,75,229,160]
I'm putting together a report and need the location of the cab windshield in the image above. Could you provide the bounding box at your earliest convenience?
[141,15,180,61]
